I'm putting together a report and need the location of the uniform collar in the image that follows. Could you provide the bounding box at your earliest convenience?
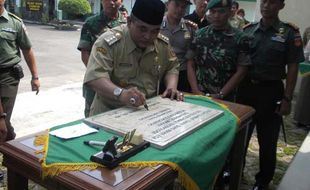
[126,27,156,55]
[0,9,9,21]
[210,24,235,36]
[100,11,126,24]
[257,18,281,32]
[161,16,187,31]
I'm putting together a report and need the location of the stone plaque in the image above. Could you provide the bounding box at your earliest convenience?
[85,96,223,149]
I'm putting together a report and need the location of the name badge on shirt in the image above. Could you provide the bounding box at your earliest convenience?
[184,31,191,39]
[1,28,16,33]
[271,35,285,43]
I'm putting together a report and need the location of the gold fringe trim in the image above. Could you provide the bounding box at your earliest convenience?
[41,162,100,178]
[121,161,200,190]
[37,129,102,178]
[35,149,45,154]
[34,131,49,146]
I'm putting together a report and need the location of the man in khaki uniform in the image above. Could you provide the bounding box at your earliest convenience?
[84,0,183,116]
[0,0,40,141]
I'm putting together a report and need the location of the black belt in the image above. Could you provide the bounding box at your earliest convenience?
[249,79,282,86]
[0,66,14,73]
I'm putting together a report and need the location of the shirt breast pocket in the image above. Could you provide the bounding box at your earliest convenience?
[267,42,286,64]
[114,62,136,79]
[0,31,17,42]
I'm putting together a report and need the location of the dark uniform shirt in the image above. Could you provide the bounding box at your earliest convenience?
[186,25,251,94]
[244,19,305,81]
[184,11,209,29]
[77,11,126,51]
[0,9,31,68]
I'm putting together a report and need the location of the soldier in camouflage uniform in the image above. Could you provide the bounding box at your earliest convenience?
[77,0,126,117]
[186,0,251,101]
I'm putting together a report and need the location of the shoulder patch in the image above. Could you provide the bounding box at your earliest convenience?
[157,33,169,44]
[8,12,22,22]
[284,22,299,31]
[103,31,122,46]
[184,19,198,30]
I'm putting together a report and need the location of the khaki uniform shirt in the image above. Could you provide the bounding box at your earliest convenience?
[84,24,179,115]
[0,9,31,97]
[160,17,196,71]
[229,15,245,30]
[0,9,31,68]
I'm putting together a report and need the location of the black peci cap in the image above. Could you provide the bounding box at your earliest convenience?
[131,0,165,25]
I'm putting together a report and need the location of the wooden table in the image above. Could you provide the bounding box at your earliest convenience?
[0,100,254,190]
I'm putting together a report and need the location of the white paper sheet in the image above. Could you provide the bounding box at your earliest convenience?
[49,123,98,139]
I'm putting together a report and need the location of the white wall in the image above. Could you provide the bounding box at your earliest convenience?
[253,0,310,35]
[280,0,310,36]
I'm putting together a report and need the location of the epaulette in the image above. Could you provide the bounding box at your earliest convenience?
[284,22,299,31]
[103,30,122,46]
[157,33,169,44]
[8,12,22,22]
[184,19,198,30]
[243,22,257,30]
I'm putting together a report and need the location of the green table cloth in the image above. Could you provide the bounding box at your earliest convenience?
[38,95,238,190]
[300,62,310,76]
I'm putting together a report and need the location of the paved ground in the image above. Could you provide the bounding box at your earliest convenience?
[12,23,86,137]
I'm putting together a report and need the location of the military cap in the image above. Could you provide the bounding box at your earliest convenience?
[169,0,192,5]
[207,0,232,10]
[131,0,165,25]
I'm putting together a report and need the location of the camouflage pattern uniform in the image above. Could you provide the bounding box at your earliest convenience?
[77,11,126,117]
[186,24,251,99]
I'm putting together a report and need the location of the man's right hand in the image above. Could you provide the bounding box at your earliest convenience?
[0,119,7,142]
[119,87,146,107]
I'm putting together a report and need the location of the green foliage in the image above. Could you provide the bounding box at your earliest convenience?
[58,0,91,16]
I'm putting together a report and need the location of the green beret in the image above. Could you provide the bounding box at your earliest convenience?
[207,0,232,10]
[131,0,165,25]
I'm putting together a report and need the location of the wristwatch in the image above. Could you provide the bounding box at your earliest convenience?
[113,87,123,99]
[0,112,7,119]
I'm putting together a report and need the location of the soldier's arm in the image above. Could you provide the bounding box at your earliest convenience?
[162,73,183,101]
[78,22,93,66]
[0,99,8,142]
[278,26,305,115]
[187,59,203,95]
[81,50,90,66]
[22,48,40,92]
[220,65,248,97]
